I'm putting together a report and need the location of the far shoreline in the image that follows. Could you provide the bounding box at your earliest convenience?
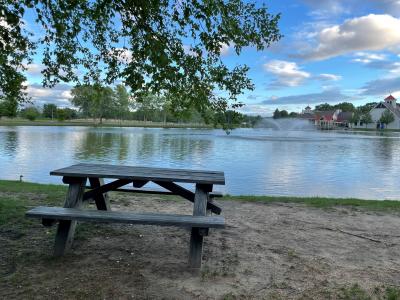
[0,118,213,129]
[2,118,400,132]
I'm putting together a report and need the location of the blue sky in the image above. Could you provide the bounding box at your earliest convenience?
[23,0,400,116]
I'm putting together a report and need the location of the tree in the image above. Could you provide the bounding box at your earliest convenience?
[56,107,77,121]
[135,93,163,123]
[70,84,115,123]
[114,85,130,122]
[360,113,373,128]
[334,102,355,112]
[358,102,377,114]
[315,103,334,111]
[43,103,57,119]
[0,98,18,117]
[273,109,280,119]
[21,107,40,121]
[279,110,288,118]
[379,110,395,126]
[1,1,281,127]
[350,111,361,126]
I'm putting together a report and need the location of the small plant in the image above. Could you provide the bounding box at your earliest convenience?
[338,284,370,300]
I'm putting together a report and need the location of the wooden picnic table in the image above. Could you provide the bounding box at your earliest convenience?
[26,163,225,269]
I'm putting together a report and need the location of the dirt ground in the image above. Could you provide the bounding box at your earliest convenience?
[1,193,400,299]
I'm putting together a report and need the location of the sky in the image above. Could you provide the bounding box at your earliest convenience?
[23,0,400,116]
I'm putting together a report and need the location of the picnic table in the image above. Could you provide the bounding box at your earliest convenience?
[26,163,225,269]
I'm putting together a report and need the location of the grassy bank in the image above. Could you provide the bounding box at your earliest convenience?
[0,118,212,128]
[1,180,400,211]
[349,127,400,132]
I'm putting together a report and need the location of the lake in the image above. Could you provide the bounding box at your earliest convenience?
[1,125,400,199]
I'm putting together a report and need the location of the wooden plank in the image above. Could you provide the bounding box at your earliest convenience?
[83,179,132,201]
[153,181,221,215]
[26,206,225,228]
[53,177,86,256]
[132,180,148,188]
[85,186,223,199]
[153,181,194,201]
[50,163,225,185]
[189,184,210,269]
[89,177,111,211]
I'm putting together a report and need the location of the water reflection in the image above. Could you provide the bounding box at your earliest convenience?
[1,130,19,157]
[1,126,400,199]
[75,132,130,161]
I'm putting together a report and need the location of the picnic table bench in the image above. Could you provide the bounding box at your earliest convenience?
[26,163,225,269]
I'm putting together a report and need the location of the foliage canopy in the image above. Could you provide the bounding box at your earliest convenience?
[379,110,395,125]
[1,1,281,125]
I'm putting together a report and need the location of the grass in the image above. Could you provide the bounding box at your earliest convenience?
[1,180,400,211]
[0,117,212,128]
[223,194,400,211]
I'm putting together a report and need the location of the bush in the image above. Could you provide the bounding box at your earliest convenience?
[22,107,40,121]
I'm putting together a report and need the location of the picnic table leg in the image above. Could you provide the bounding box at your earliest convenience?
[189,184,212,269]
[54,177,86,256]
[89,177,111,211]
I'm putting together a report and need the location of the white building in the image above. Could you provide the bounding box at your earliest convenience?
[354,95,400,129]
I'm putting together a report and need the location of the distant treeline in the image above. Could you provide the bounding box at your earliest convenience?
[1,84,262,128]
[273,102,378,119]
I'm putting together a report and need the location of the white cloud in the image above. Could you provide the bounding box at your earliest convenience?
[219,43,230,56]
[183,45,198,56]
[302,0,400,18]
[352,52,386,64]
[109,48,133,63]
[263,60,310,87]
[261,88,352,105]
[298,14,400,61]
[361,77,400,96]
[302,0,348,18]
[26,83,73,107]
[316,73,342,81]
[24,63,44,76]
[238,104,274,116]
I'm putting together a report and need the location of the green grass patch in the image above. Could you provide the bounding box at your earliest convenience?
[0,180,66,194]
[0,197,28,225]
[1,180,400,212]
[222,195,400,211]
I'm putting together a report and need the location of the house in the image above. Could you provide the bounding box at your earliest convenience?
[336,111,353,127]
[314,110,341,129]
[299,106,353,129]
[353,95,400,129]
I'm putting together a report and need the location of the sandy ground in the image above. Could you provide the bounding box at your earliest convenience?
[1,194,400,299]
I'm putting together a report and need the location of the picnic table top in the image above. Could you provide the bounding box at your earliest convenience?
[50,163,225,185]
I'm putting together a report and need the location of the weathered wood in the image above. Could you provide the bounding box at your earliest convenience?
[51,163,225,185]
[132,180,148,188]
[153,181,221,215]
[85,186,222,199]
[153,181,194,200]
[89,177,111,211]
[189,184,211,269]
[83,179,132,201]
[42,218,56,227]
[26,206,225,228]
[62,176,87,184]
[53,178,86,256]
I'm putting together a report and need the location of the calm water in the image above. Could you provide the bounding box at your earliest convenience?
[1,126,400,199]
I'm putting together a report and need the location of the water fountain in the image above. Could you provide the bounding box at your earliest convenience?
[257,118,315,131]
